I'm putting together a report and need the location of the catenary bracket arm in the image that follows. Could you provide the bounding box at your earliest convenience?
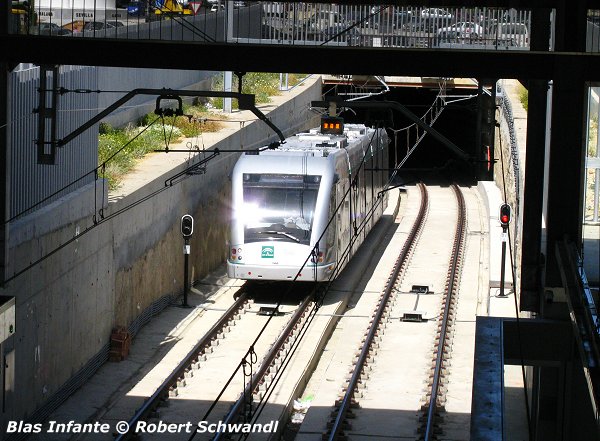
[311,100,470,162]
[57,88,285,147]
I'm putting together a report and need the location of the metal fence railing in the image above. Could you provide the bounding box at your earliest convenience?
[10,1,534,50]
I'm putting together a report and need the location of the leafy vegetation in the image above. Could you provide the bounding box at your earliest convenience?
[589,116,597,157]
[98,103,224,190]
[98,73,308,190]
[517,83,528,112]
[211,72,308,109]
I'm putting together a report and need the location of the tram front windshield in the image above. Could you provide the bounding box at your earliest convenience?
[242,174,321,245]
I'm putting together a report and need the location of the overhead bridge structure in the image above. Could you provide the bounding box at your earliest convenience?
[1,1,600,440]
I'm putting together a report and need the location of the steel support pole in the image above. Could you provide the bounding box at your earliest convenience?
[0,0,9,285]
[520,7,551,313]
[0,64,9,285]
[183,238,190,308]
[499,228,508,297]
[545,7,587,288]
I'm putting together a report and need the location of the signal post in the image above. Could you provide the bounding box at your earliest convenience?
[498,203,511,297]
[180,214,194,308]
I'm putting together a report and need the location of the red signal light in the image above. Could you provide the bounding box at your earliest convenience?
[499,204,511,228]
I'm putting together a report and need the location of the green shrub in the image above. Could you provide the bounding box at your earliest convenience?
[517,84,528,112]
[98,123,168,189]
[212,72,283,110]
[589,117,597,157]
[99,122,112,135]
[98,104,224,190]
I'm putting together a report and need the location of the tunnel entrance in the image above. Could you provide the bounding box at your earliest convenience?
[321,78,484,186]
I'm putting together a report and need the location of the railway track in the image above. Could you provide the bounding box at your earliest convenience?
[104,191,399,441]
[113,291,252,440]
[108,282,319,441]
[293,183,470,441]
[324,182,429,441]
[107,184,475,441]
[418,184,466,440]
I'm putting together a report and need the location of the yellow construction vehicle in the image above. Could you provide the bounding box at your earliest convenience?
[153,0,193,18]
[11,0,34,34]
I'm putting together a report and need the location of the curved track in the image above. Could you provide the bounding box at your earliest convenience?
[293,183,470,441]
[109,184,474,441]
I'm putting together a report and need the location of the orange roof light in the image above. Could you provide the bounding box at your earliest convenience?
[321,117,344,135]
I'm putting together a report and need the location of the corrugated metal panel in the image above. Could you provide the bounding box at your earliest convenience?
[9,65,99,220]
[96,67,215,128]
[9,65,211,220]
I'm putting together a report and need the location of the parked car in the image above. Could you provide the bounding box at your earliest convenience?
[436,29,462,44]
[400,16,423,32]
[321,24,361,45]
[83,21,117,31]
[371,8,413,31]
[437,21,483,39]
[394,9,414,24]
[305,11,347,32]
[421,8,453,20]
[127,1,148,16]
[210,3,224,12]
[35,22,72,36]
[62,20,87,33]
[490,22,529,47]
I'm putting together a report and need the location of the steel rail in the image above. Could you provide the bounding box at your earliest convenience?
[423,184,466,441]
[212,294,315,441]
[114,291,249,441]
[327,182,429,440]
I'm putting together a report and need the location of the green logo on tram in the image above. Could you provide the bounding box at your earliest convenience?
[261,246,274,258]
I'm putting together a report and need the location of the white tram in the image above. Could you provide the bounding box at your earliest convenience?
[227,118,389,282]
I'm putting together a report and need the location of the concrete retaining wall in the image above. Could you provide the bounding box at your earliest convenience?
[491,80,527,297]
[0,77,322,429]
[97,68,217,129]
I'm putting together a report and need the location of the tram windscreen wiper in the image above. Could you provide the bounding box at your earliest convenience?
[259,231,300,243]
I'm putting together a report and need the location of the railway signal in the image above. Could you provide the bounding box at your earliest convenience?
[181,214,194,238]
[180,214,194,307]
[498,203,510,297]
[499,203,511,229]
